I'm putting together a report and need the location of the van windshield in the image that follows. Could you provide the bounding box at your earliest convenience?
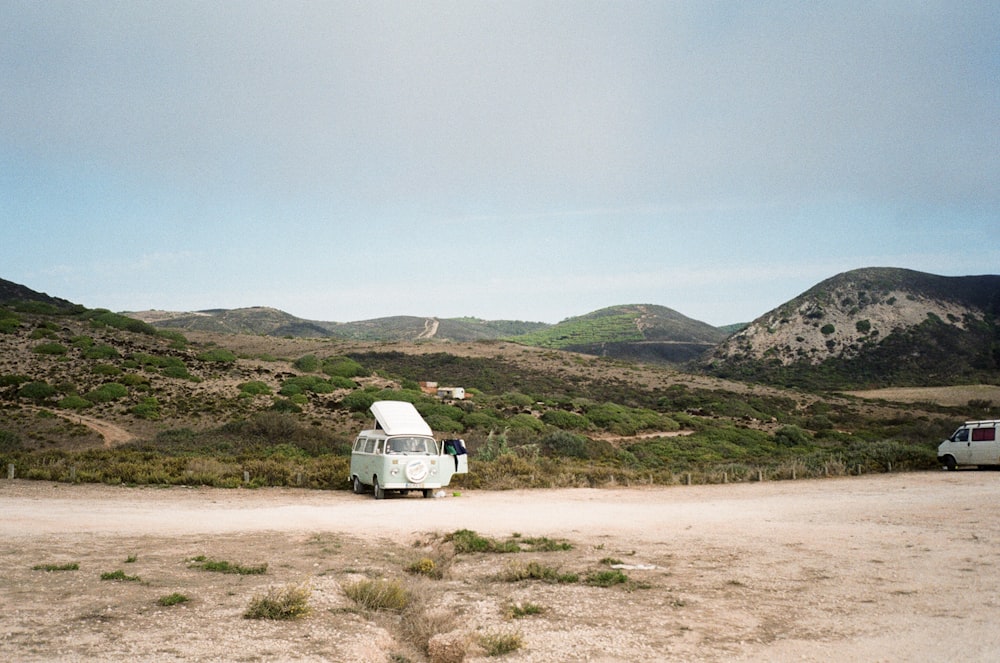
[386,437,437,455]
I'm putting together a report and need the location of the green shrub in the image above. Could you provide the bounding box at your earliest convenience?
[158,593,190,606]
[32,562,79,571]
[506,602,545,619]
[59,394,92,410]
[239,381,272,396]
[196,348,237,363]
[497,561,578,584]
[85,383,128,403]
[189,556,267,575]
[17,381,56,402]
[448,529,520,553]
[244,583,311,620]
[293,354,321,372]
[341,390,377,413]
[540,430,592,458]
[83,309,158,335]
[0,373,30,387]
[101,569,141,582]
[540,409,590,430]
[820,324,836,335]
[33,342,68,356]
[774,425,811,447]
[322,356,367,378]
[92,363,123,376]
[0,312,21,333]
[131,397,161,419]
[585,569,629,587]
[157,329,189,347]
[84,344,120,360]
[0,430,24,452]
[405,557,442,579]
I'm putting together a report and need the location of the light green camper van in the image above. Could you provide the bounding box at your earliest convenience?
[349,400,468,499]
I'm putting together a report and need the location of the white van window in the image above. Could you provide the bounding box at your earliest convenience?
[364,438,377,453]
[953,429,969,442]
[354,437,366,452]
[387,437,434,454]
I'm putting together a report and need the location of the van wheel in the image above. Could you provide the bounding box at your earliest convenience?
[943,456,957,471]
[373,477,385,500]
[422,489,432,498]
[352,476,364,494]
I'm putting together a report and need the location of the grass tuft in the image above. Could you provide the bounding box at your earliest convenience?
[189,556,267,575]
[343,578,411,612]
[496,561,578,584]
[32,562,79,572]
[100,569,141,582]
[158,593,190,606]
[585,569,630,587]
[479,629,524,656]
[244,583,311,620]
[505,602,546,619]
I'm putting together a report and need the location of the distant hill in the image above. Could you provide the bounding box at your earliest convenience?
[512,304,729,363]
[0,278,80,312]
[128,308,549,343]
[703,267,1000,388]
[128,304,727,363]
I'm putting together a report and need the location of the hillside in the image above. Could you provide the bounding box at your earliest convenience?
[129,309,549,343]
[513,304,729,363]
[2,277,995,492]
[128,304,723,363]
[704,268,1000,388]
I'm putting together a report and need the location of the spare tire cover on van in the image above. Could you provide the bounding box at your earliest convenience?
[405,459,430,483]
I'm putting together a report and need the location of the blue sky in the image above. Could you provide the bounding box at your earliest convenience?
[2,1,997,326]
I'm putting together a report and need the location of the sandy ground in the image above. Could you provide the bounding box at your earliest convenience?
[3,472,1000,662]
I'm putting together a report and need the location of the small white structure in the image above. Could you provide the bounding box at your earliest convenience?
[437,387,465,400]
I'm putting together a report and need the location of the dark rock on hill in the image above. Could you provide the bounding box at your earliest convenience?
[0,278,80,311]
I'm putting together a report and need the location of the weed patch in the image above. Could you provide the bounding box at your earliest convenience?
[343,578,411,612]
[100,569,141,582]
[32,562,79,572]
[157,593,190,607]
[244,583,311,620]
[496,561,578,584]
[479,629,524,656]
[189,556,267,575]
[505,602,546,619]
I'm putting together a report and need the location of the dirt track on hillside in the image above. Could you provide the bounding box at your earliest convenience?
[3,473,1000,662]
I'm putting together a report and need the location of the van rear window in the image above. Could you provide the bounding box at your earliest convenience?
[972,428,996,442]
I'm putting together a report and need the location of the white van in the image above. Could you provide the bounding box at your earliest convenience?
[937,420,1000,470]
[349,400,468,499]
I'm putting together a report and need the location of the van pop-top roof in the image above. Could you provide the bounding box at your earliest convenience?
[370,400,434,437]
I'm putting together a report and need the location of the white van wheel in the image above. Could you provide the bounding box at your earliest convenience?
[373,476,385,500]
[352,475,364,494]
[943,456,957,471]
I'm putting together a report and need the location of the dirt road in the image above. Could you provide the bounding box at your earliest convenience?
[2,472,999,662]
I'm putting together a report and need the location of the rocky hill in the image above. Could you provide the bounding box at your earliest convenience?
[704,268,1000,388]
